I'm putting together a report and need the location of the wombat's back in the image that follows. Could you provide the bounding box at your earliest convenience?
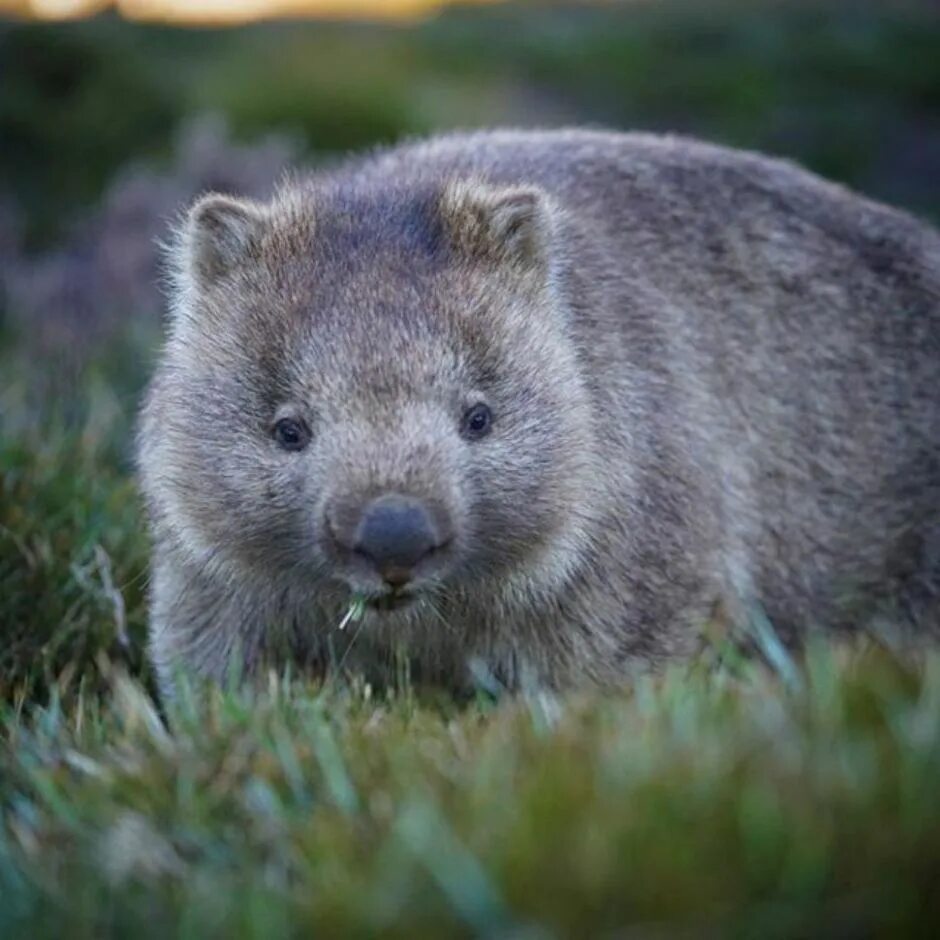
[362,129,940,638]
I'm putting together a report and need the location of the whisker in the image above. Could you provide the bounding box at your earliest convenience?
[335,610,369,676]
[420,589,453,635]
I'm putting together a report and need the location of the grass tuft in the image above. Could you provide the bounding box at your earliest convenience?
[0,650,938,936]
[2,339,939,936]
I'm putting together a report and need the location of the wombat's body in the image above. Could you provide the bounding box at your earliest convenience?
[138,130,940,695]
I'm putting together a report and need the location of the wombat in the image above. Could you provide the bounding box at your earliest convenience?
[138,129,940,697]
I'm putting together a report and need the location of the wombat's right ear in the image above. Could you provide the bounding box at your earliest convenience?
[438,179,554,273]
[181,194,267,286]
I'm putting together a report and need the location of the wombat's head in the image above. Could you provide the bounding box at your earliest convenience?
[139,176,598,623]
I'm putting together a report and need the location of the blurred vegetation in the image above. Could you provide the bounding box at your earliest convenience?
[2,644,940,937]
[0,340,151,705]
[2,0,939,248]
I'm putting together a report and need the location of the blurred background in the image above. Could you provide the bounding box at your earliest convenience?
[1,0,939,411]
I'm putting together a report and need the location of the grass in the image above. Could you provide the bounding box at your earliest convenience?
[0,342,940,937]
[0,351,151,705]
[2,338,940,937]
[3,649,940,937]
[338,594,369,632]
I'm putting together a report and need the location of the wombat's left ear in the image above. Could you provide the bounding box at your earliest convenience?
[182,193,267,286]
[439,180,554,271]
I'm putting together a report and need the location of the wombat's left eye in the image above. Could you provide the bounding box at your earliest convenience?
[461,403,493,440]
[273,417,311,452]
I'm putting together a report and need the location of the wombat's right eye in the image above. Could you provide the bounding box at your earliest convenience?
[273,417,311,452]
[461,402,493,440]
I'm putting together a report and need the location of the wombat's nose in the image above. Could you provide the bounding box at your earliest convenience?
[350,495,443,586]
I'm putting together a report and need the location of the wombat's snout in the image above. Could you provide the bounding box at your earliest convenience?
[329,494,453,588]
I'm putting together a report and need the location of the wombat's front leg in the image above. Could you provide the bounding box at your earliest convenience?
[147,544,267,700]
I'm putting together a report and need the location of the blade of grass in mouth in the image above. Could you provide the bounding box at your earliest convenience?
[338,594,368,631]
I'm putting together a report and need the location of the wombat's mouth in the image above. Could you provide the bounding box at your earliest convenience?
[367,591,416,613]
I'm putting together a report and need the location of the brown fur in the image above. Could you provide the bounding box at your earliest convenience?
[137,129,940,697]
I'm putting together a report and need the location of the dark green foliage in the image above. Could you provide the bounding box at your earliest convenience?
[0,341,152,703]
[2,0,939,244]
[0,19,178,246]
[194,28,426,155]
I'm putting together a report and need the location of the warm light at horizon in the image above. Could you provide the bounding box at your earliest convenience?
[117,0,454,22]
[2,0,501,21]
[30,0,105,17]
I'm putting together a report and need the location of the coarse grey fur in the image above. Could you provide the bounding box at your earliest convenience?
[138,128,940,697]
